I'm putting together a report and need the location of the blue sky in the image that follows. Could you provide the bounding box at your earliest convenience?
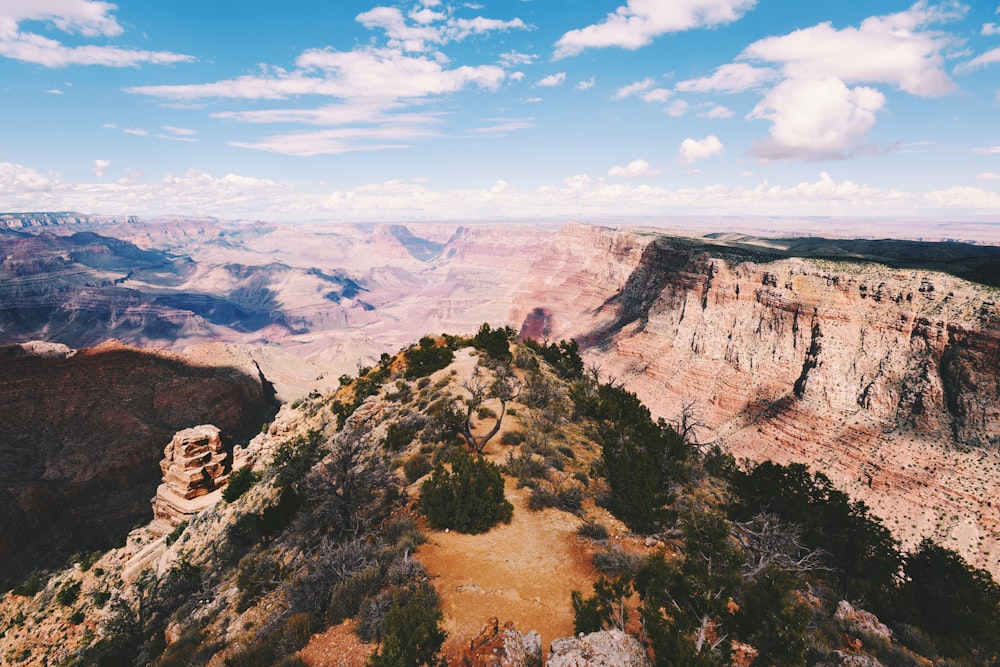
[1,0,999,223]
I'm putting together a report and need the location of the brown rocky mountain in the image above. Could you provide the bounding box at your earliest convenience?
[3,214,1000,576]
[0,340,274,580]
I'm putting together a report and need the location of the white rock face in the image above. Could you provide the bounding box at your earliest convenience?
[547,629,652,667]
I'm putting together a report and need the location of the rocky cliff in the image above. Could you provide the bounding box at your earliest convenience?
[543,236,1000,573]
[0,341,273,579]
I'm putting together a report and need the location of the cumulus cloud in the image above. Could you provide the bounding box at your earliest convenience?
[679,135,724,163]
[742,3,960,97]
[977,172,1000,181]
[747,77,885,160]
[576,77,595,90]
[92,159,110,178]
[983,22,1000,35]
[554,0,757,59]
[537,72,566,87]
[608,158,658,178]
[0,0,193,67]
[718,2,962,161]
[4,160,999,221]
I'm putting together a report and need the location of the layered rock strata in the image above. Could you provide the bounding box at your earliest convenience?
[151,425,229,529]
[548,239,1000,573]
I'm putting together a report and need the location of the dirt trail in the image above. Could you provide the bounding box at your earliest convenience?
[418,478,598,658]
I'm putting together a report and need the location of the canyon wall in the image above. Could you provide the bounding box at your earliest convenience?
[513,235,1000,573]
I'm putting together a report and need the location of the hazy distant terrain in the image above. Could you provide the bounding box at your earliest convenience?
[4,213,1000,576]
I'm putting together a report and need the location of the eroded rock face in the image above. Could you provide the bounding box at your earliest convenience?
[547,629,651,667]
[548,240,1000,574]
[151,425,229,528]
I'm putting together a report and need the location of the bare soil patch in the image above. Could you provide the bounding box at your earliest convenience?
[418,477,598,658]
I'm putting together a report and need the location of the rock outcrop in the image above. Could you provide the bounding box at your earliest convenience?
[0,341,273,579]
[547,629,652,667]
[453,618,542,667]
[151,425,229,529]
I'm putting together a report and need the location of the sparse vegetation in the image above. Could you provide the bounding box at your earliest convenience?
[420,449,513,534]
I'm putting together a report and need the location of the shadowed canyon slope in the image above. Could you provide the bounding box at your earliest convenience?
[3,214,1000,574]
[0,341,274,579]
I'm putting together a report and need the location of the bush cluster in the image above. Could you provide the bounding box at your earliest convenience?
[420,449,513,534]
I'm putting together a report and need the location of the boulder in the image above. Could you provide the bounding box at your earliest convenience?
[835,600,893,642]
[547,629,651,667]
[454,618,542,667]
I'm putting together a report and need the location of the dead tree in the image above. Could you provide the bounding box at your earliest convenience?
[460,364,520,453]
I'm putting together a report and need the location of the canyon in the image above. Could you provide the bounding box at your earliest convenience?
[2,213,1000,577]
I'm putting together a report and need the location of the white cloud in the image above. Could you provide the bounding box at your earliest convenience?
[355,5,526,52]
[614,78,654,99]
[614,77,670,102]
[509,71,525,81]
[576,77,595,90]
[667,100,689,117]
[467,117,536,136]
[974,145,1000,154]
[748,77,885,160]
[977,172,1000,181]
[44,88,64,94]
[679,135,724,164]
[703,104,734,118]
[727,3,961,161]
[608,158,658,178]
[123,127,149,136]
[983,22,1000,35]
[4,160,999,221]
[161,125,197,136]
[957,47,1000,72]
[117,167,146,185]
[741,4,959,97]
[676,63,777,93]
[537,71,566,87]
[92,158,110,178]
[0,0,193,67]
[499,50,536,67]
[554,0,757,59]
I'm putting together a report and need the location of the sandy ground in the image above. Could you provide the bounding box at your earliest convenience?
[418,477,598,659]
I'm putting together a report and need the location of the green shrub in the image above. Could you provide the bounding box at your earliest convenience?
[11,572,45,597]
[56,580,82,606]
[367,585,445,667]
[404,337,454,379]
[500,430,526,446]
[165,520,188,546]
[223,467,259,503]
[420,449,513,534]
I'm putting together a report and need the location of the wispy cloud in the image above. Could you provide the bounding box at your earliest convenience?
[123,4,527,157]
[554,0,757,59]
[537,72,566,87]
[0,0,193,67]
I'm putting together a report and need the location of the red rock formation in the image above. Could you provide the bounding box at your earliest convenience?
[151,425,230,529]
[0,341,273,579]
